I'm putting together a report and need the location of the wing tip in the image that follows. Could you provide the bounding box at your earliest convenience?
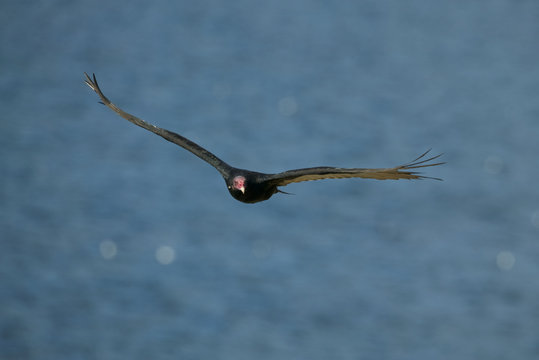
[400,149,445,180]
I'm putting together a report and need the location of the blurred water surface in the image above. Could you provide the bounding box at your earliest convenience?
[1,1,539,359]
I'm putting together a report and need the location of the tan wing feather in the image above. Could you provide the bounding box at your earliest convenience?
[269,150,444,186]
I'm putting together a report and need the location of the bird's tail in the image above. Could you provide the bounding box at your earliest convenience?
[277,189,295,195]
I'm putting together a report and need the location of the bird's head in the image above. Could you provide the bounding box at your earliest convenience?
[228,175,246,195]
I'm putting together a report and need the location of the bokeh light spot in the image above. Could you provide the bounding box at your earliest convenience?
[484,156,504,174]
[496,251,515,271]
[531,210,539,228]
[212,83,231,100]
[252,239,272,259]
[278,96,298,117]
[99,240,117,260]
[155,246,175,265]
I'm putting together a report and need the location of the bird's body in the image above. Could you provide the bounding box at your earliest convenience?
[226,171,277,203]
[84,73,444,204]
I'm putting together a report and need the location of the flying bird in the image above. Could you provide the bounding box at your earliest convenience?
[84,73,444,204]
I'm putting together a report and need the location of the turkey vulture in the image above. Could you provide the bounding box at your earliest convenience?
[84,73,443,204]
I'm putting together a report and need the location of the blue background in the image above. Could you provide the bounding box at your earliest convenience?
[2,0,539,359]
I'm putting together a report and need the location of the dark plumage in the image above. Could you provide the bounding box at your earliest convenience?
[84,73,444,204]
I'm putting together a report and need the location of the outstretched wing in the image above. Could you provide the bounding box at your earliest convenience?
[84,73,232,177]
[267,150,444,187]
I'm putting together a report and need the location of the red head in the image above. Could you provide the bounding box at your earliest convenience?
[231,175,246,194]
